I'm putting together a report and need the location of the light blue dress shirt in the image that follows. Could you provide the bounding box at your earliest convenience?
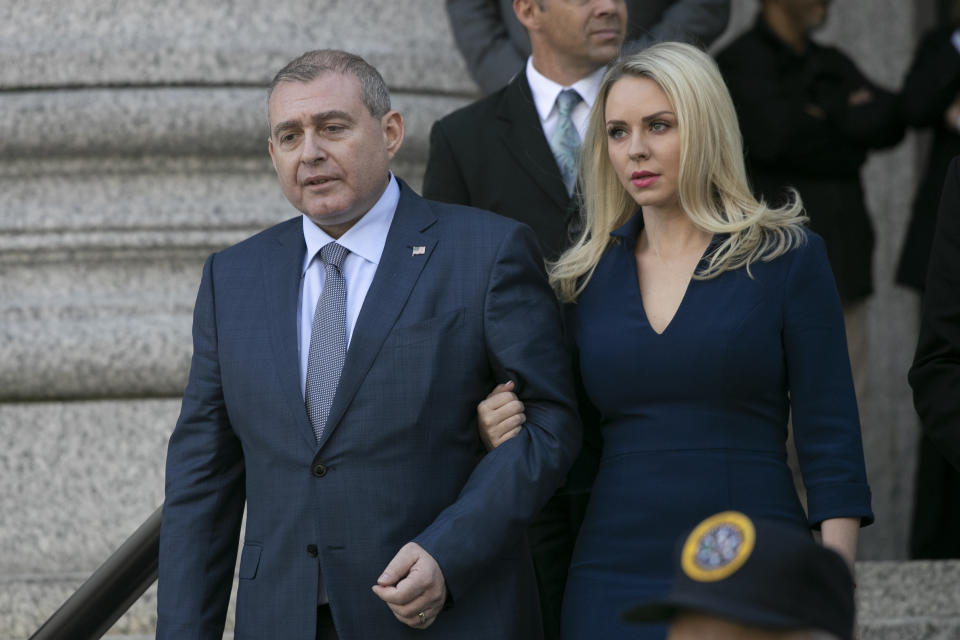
[298,174,400,397]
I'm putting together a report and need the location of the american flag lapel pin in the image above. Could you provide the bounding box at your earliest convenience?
[411,245,426,256]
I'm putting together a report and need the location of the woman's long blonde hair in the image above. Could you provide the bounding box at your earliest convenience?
[550,42,807,302]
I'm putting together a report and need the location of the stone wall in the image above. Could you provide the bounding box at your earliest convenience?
[1,0,954,637]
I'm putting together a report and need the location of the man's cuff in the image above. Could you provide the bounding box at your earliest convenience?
[951,29,960,56]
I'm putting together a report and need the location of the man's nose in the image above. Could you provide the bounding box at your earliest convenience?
[592,0,623,16]
[301,130,327,164]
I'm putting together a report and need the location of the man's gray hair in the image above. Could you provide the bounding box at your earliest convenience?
[268,49,391,118]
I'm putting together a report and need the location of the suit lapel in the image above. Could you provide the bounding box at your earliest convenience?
[262,219,319,451]
[499,71,571,212]
[317,182,438,449]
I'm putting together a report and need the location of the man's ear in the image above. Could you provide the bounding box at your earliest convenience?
[513,0,541,32]
[382,110,405,159]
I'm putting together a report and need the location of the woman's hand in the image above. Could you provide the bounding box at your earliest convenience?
[476,381,526,451]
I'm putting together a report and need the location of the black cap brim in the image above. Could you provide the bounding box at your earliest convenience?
[622,593,816,632]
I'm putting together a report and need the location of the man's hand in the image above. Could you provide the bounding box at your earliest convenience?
[372,542,447,629]
[847,87,874,107]
[477,381,526,451]
[944,95,960,134]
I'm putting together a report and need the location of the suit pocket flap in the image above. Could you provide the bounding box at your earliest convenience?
[385,308,465,347]
[238,543,262,580]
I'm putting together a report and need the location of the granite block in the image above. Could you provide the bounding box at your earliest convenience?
[0,252,202,399]
[0,399,175,576]
[0,89,466,163]
[0,0,478,95]
[858,561,960,620]
[1,580,236,639]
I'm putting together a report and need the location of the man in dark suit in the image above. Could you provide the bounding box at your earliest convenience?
[911,156,960,474]
[445,0,730,94]
[156,49,580,640]
[900,13,960,561]
[425,0,628,261]
[422,2,625,636]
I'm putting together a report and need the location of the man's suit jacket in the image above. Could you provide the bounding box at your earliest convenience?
[423,70,575,262]
[896,27,960,291]
[156,181,581,640]
[445,0,731,94]
[910,156,960,472]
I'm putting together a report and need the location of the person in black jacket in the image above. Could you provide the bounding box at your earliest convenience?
[716,0,904,398]
[899,4,960,562]
[909,156,960,545]
[896,16,960,292]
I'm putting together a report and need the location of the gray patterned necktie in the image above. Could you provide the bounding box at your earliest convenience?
[305,241,350,442]
[549,88,583,195]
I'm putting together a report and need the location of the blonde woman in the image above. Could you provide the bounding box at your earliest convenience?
[478,43,872,639]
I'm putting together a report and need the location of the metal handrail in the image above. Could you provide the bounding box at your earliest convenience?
[30,506,162,640]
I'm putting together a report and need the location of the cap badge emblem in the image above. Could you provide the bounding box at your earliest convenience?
[681,511,756,582]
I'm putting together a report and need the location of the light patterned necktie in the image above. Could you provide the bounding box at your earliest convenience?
[549,88,583,195]
[305,241,349,442]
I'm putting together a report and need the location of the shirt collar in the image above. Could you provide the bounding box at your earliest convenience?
[525,57,607,123]
[301,173,400,274]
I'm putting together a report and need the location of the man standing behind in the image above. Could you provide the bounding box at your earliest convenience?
[157,49,580,640]
[911,157,960,474]
[446,0,730,94]
[423,2,623,636]
[716,0,903,395]
[426,0,627,261]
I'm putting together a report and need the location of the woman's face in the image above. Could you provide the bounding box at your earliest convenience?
[605,75,682,215]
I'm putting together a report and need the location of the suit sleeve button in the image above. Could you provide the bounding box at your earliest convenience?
[311,463,328,477]
[306,544,318,557]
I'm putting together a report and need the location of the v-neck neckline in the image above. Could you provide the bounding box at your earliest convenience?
[611,210,717,337]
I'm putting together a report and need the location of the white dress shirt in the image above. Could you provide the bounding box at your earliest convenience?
[525,57,606,143]
[298,173,399,397]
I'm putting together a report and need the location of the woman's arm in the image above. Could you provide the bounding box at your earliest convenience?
[820,516,860,572]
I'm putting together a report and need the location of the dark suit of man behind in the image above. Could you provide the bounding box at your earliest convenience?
[911,156,960,473]
[424,71,575,260]
[157,50,580,640]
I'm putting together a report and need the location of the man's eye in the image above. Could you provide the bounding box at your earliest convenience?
[325,125,344,134]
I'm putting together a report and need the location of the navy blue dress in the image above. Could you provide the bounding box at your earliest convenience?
[561,212,873,639]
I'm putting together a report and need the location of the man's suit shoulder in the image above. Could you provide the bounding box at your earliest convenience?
[422,192,526,235]
[212,216,301,262]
